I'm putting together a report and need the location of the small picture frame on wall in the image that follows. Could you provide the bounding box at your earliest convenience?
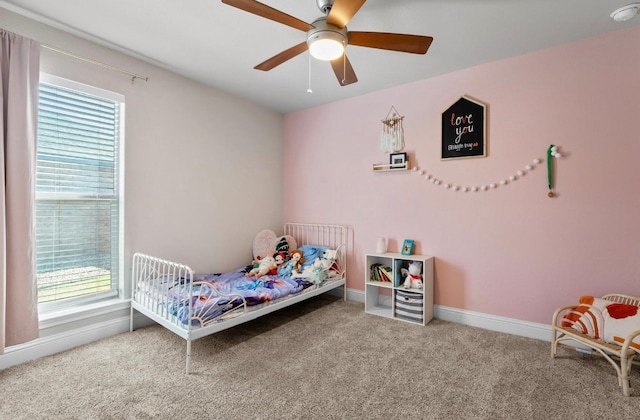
[389,152,407,168]
[401,239,414,256]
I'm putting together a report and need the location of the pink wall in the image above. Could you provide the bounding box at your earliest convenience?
[283,26,640,324]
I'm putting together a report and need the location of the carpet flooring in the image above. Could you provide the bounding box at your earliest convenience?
[1,295,639,419]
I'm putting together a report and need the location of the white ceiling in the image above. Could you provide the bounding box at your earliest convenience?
[1,0,639,114]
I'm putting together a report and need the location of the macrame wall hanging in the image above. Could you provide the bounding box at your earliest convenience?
[380,106,405,153]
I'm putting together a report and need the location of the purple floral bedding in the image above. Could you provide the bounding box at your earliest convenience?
[168,265,311,326]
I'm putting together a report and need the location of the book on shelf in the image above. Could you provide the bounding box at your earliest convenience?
[394,260,407,287]
[370,263,392,282]
[378,265,393,282]
[370,263,379,281]
[371,263,379,281]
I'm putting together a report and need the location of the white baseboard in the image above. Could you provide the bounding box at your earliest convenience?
[433,305,551,342]
[333,287,552,342]
[3,286,552,371]
[0,311,152,371]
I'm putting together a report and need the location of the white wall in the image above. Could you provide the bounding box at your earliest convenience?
[0,7,285,274]
[0,7,284,368]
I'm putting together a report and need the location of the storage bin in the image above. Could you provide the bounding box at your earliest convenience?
[394,290,424,323]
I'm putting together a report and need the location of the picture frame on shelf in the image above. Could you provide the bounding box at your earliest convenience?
[401,239,414,255]
[389,152,407,168]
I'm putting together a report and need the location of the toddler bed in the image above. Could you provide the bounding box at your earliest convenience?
[130,222,347,373]
[551,293,640,396]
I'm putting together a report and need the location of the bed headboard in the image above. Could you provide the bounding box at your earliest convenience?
[284,223,347,278]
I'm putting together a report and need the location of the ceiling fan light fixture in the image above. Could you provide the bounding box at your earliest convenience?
[308,33,344,60]
[307,17,347,61]
[611,3,640,21]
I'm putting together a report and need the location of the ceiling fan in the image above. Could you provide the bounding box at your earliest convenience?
[221,0,434,86]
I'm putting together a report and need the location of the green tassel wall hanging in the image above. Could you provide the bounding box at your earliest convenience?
[547,145,562,198]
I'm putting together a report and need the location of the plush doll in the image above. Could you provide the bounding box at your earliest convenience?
[274,237,290,259]
[270,252,286,275]
[401,261,423,289]
[246,255,277,278]
[293,258,327,284]
[292,249,337,284]
[277,249,304,278]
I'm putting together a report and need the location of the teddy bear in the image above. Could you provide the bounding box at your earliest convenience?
[292,249,338,284]
[401,261,423,289]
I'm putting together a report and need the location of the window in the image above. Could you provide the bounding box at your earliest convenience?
[36,75,124,312]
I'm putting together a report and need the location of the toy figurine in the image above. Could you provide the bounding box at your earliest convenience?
[401,261,423,289]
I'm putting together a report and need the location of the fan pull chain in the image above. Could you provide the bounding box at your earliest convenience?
[307,53,313,94]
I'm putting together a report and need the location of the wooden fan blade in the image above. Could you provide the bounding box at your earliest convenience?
[254,42,308,71]
[222,0,313,32]
[348,31,433,54]
[326,0,366,28]
[330,54,358,86]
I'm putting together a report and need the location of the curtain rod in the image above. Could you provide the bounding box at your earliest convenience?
[41,44,149,83]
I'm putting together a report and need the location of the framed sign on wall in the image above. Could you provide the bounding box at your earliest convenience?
[441,96,487,160]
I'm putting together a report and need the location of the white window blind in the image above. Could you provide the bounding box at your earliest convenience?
[36,76,123,309]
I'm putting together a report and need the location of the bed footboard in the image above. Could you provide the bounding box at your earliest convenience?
[130,252,251,373]
[130,253,249,332]
[130,253,194,333]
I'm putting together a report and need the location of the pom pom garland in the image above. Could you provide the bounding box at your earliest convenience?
[411,158,543,193]
[550,146,562,159]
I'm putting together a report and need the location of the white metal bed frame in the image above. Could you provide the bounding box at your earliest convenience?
[129,223,347,373]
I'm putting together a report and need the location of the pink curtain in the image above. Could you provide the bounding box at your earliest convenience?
[0,28,40,353]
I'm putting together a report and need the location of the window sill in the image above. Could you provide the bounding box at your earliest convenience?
[39,298,131,330]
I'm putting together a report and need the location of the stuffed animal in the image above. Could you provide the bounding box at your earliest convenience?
[271,252,286,275]
[296,258,328,284]
[292,249,338,284]
[246,255,277,278]
[277,249,304,278]
[401,261,423,289]
[321,249,339,277]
